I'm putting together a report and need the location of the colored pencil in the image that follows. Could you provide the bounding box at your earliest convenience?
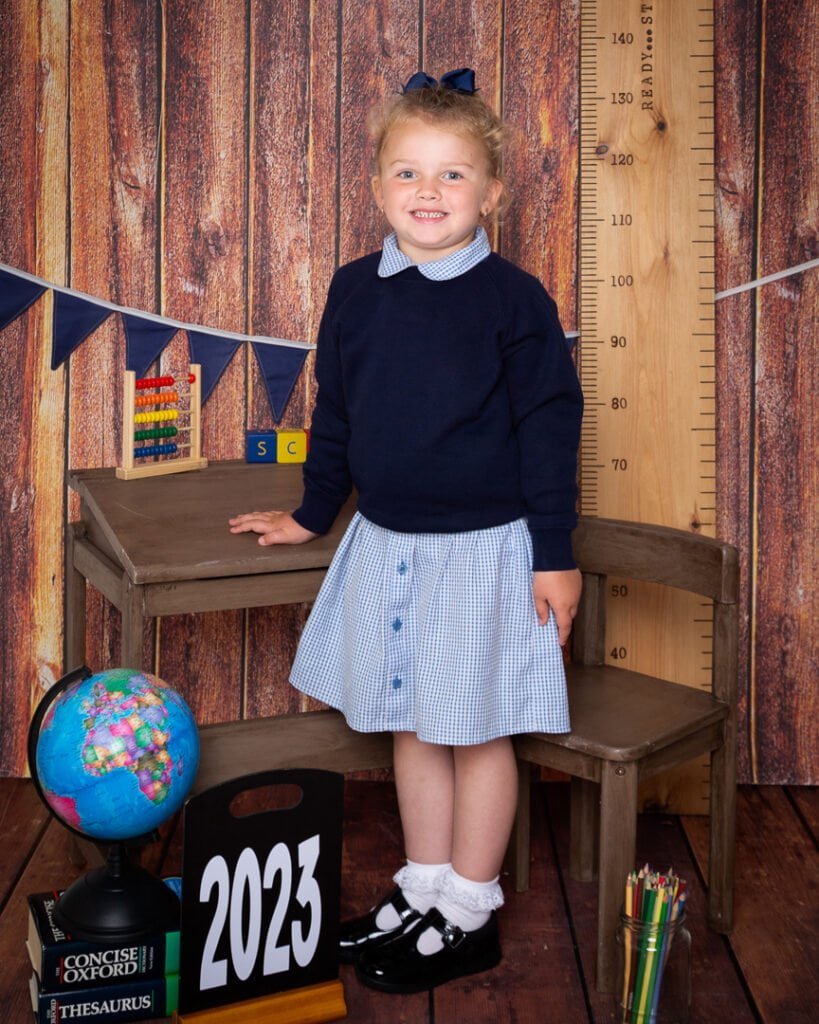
[630,885,656,1022]
[619,865,686,1024]
[643,887,670,1017]
[622,874,635,1013]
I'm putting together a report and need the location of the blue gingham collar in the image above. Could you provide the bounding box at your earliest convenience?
[377,226,491,280]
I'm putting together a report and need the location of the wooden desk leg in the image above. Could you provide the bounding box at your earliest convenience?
[121,578,147,670]
[65,523,87,672]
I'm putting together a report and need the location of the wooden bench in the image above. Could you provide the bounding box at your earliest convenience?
[195,709,392,795]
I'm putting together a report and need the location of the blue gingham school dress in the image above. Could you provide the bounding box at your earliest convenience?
[290,513,570,745]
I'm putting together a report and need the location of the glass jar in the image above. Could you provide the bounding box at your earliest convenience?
[615,911,691,1024]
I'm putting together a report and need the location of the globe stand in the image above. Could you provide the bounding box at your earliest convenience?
[53,839,180,943]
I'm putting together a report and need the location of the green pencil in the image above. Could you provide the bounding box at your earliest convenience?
[630,885,657,1023]
[643,886,670,1017]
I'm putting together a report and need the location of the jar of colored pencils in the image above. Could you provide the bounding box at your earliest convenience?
[615,911,691,1023]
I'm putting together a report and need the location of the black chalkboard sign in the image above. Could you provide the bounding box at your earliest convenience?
[178,769,343,1015]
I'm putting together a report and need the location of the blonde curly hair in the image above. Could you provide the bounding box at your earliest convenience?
[369,82,511,216]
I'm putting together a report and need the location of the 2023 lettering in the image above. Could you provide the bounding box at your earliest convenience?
[198,835,322,990]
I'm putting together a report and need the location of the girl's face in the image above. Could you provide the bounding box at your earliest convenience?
[372,118,502,265]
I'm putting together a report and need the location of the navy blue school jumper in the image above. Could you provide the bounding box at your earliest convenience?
[289,229,583,744]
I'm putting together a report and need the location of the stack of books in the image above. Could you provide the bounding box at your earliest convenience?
[26,888,180,1023]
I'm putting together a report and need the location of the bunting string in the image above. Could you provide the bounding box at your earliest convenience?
[0,262,314,351]
[714,256,819,300]
[0,254,814,417]
[0,262,312,418]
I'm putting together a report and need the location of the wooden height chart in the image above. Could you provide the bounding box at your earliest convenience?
[579,1,716,812]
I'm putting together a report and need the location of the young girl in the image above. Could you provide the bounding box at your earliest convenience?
[229,67,583,994]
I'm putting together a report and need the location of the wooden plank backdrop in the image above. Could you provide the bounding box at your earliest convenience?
[751,2,818,783]
[0,0,815,786]
[0,1,68,777]
[243,0,341,721]
[158,0,248,726]
[68,0,161,673]
[713,0,759,785]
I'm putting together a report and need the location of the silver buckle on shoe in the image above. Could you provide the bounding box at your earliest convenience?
[441,922,466,949]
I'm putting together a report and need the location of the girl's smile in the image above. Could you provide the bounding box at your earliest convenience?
[372,119,502,264]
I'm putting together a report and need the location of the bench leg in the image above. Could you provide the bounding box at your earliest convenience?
[569,777,599,882]
[707,728,736,932]
[596,761,638,993]
[506,760,532,892]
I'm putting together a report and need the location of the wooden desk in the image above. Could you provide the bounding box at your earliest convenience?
[66,461,355,672]
[66,461,392,830]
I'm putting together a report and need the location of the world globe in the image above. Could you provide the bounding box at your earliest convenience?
[28,666,200,941]
[32,666,200,842]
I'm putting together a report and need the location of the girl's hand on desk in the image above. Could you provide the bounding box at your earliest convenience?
[228,510,319,546]
[533,569,582,646]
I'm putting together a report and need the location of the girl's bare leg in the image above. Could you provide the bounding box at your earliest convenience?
[392,732,518,880]
[451,736,518,881]
[393,731,455,864]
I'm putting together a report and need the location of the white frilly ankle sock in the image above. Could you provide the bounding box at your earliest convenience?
[416,867,504,955]
[373,860,450,930]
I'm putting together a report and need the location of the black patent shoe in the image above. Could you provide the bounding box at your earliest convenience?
[355,907,502,993]
[338,887,422,964]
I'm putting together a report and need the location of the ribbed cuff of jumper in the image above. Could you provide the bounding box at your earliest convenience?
[291,490,344,536]
[529,528,577,572]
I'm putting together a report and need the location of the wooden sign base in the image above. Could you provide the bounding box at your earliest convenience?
[173,979,346,1024]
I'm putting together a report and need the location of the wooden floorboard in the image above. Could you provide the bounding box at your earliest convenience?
[0,778,49,909]
[1,818,95,1023]
[683,785,819,1024]
[546,783,759,1024]
[1,780,817,1022]
[786,785,819,843]
[338,780,432,1023]
[434,785,589,1023]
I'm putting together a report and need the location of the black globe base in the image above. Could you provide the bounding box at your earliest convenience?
[53,842,180,943]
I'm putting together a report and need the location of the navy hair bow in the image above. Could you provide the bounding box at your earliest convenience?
[402,67,477,95]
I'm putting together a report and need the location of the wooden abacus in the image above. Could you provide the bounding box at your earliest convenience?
[116,363,208,480]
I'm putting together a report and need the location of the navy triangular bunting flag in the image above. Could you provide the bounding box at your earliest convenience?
[187,330,243,403]
[123,313,179,378]
[251,341,309,422]
[0,267,47,330]
[51,291,112,369]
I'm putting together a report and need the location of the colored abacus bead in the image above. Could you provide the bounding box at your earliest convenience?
[143,374,192,386]
[134,390,180,407]
[135,375,175,390]
[134,443,178,459]
[134,426,179,441]
[134,409,180,423]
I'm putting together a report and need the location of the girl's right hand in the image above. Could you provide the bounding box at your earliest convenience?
[228,510,319,546]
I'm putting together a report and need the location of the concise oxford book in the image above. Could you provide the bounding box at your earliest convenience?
[27,886,181,992]
[29,973,179,1024]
